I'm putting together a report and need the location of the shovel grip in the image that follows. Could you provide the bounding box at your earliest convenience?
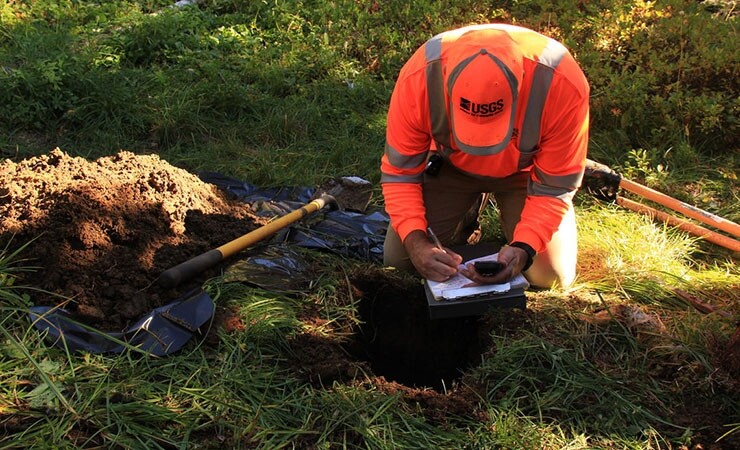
[159,249,224,289]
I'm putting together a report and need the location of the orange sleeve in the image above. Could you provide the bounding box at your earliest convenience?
[380,183,427,240]
[513,59,590,251]
[380,52,433,242]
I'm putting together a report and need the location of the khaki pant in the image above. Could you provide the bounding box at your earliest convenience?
[383,161,577,289]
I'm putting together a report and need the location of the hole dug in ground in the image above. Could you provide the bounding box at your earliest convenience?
[343,268,493,391]
[286,266,508,423]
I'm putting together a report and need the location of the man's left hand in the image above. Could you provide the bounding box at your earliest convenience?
[459,245,529,284]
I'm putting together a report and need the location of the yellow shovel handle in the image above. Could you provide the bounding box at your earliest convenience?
[159,195,336,288]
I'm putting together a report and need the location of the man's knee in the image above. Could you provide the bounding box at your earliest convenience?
[524,207,578,290]
[524,261,576,289]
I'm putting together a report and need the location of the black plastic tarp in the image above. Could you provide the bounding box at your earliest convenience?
[199,172,388,263]
[29,289,214,357]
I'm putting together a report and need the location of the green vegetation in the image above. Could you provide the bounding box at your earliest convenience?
[1,1,738,449]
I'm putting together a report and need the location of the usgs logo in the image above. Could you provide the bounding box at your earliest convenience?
[459,97,504,117]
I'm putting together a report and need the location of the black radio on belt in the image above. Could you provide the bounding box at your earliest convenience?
[425,153,443,176]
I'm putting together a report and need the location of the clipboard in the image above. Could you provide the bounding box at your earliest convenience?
[425,243,527,319]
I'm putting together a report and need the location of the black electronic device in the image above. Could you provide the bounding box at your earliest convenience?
[473,260,505,277]
[424,153,443,176]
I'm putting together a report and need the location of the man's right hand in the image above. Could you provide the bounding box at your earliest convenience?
[403,230,463,281]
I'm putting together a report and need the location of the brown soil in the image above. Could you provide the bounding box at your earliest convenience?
[1,149,738,446]
[0,149,265,331]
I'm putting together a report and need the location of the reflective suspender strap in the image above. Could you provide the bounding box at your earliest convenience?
[425,36,451,151]
[518,39,569,169]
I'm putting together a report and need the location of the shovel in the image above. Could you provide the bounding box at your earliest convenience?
[158,176,373,288]
[584,159,740,252]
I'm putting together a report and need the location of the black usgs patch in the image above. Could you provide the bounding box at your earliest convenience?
[459,97,505,117]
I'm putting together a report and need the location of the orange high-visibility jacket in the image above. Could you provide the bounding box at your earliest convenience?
[380,24,590,253]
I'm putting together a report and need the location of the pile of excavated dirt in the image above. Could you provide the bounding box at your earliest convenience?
[0,149,265,331]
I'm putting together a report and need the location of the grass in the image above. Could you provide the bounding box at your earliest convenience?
[1,1,739,449]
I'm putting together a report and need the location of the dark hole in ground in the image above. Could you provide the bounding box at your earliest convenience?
[343,269,491,391]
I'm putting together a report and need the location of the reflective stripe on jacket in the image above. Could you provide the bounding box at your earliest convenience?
[381,24,589,252]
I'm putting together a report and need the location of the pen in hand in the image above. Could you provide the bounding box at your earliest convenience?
[427,227,447,254]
